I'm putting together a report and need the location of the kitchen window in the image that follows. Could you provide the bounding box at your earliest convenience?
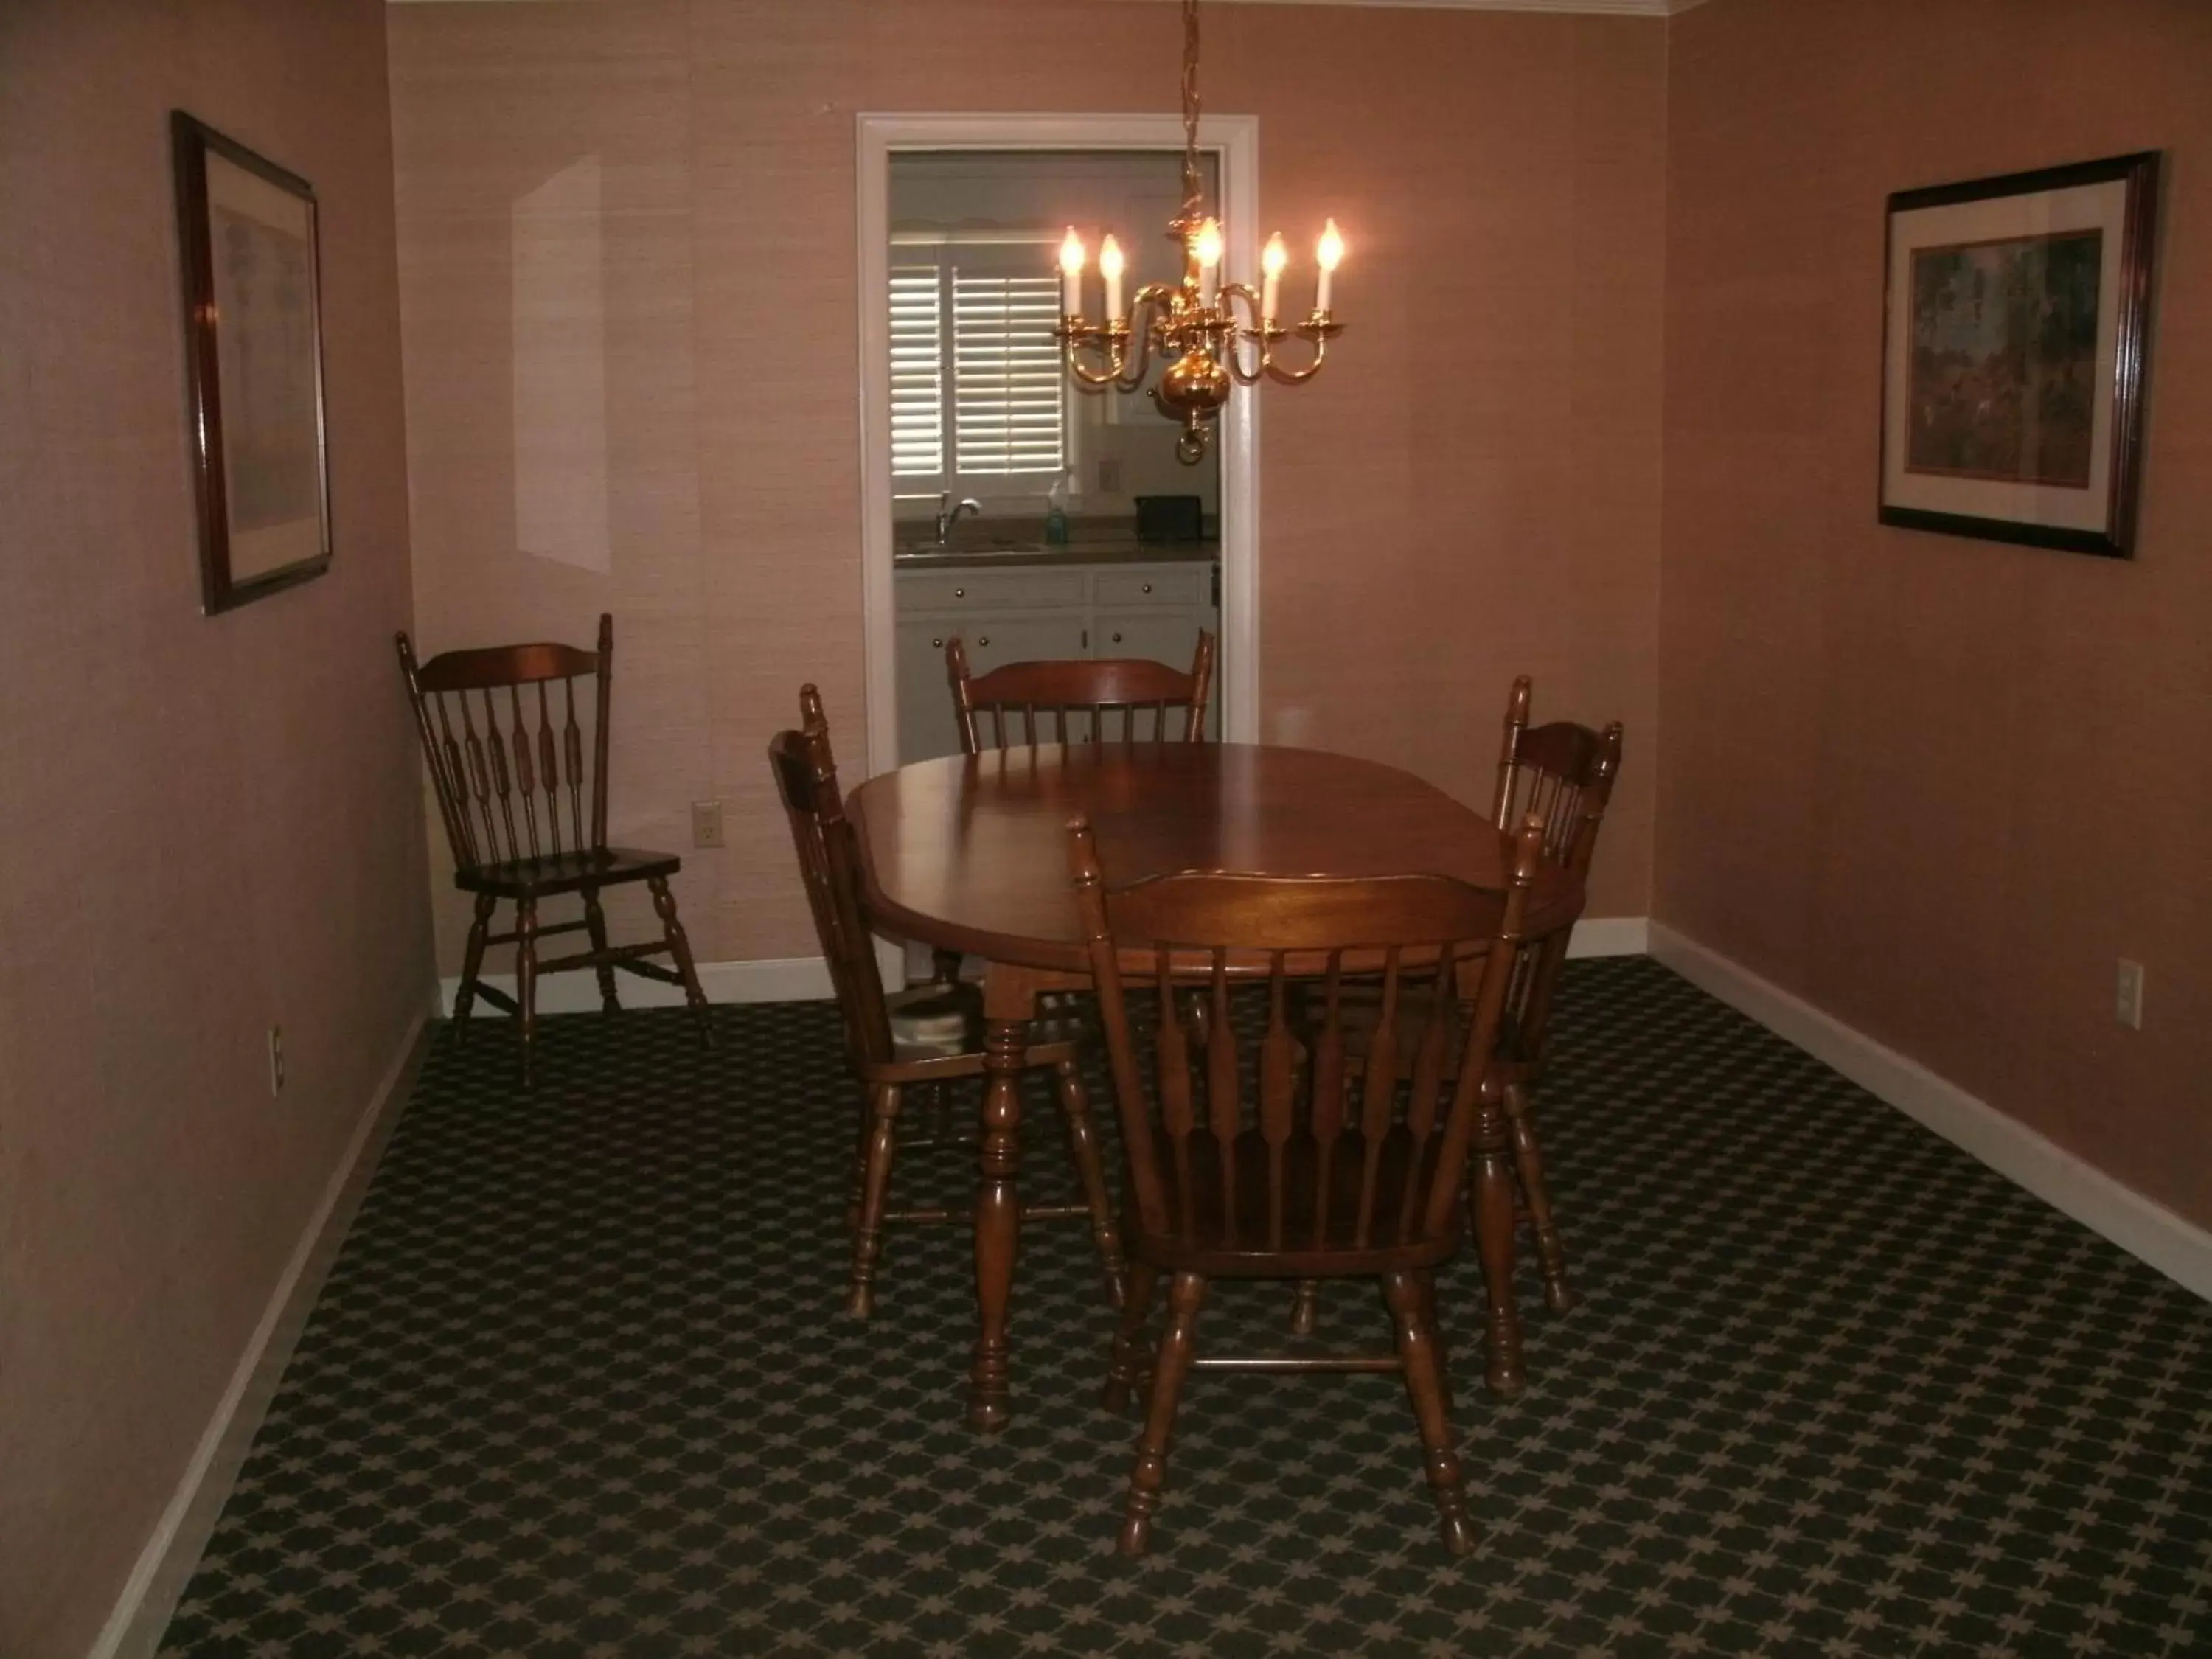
[889,240,1068,501]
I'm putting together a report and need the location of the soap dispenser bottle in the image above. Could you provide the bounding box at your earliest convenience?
[1045,472,1070,546]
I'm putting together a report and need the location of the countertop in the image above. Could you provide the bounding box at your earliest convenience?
[893,539,1218,571]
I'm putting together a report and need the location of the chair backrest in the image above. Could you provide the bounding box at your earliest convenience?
[1487,676,1625,1062]
[1069,815,1545,1256]
[767,686,894,1073]
[396,613,614,875]
[948,630,1216,752]
[1489,675,1624,874]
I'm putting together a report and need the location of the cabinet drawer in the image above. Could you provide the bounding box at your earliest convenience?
[897,567,1086,612]
[902,613,1088,662]
[1094,609,1206,666]
[1093,566,1210,608]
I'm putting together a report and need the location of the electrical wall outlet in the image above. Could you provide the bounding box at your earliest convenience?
[1097,457,1123,495]
[691,799,725,849]
[2115,959,2145,1030]
[268,1026,285,1096]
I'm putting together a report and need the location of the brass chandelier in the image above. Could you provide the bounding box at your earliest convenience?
[1054,0,1346,465]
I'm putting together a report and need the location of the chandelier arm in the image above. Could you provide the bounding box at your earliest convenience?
[1113,303,1158,392]
[1260,334,1330,385]
[1062,333,1133,389]
[1218,285,1270,385]
[1220,282,1262,319]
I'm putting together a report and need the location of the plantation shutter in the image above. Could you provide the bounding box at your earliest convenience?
[888,265,946,480]
[950,270,1065,477]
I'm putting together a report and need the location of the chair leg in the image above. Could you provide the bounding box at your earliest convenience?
[1503,1080,1576,1314]
[452,892,496,1042]
[849,1082,902,1318]
[1102,1262,1160,1413]
[844,1082,875,1234]
[1469,1086,1526,1399]
[515,895,539,1089]
[1119,1271,1206,1557]
[580,885,621,1014]
[1415,1269,1454,1419]
[1054,1060,1125,1307]
[1383,1270,1478,1556]
[1287,1280,1321,1337]
[647,876,713,1046]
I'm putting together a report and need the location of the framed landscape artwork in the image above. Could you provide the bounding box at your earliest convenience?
[1879,151,2160,559]
[173,111,333,612]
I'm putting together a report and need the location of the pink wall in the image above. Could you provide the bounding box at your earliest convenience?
[1659,0,2212,1225]
[387,0,1667,975]
[0,2,431,1652]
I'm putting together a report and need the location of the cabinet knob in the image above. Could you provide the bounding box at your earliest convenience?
[953,586,965,598]
[931,637,944,650]
[977,635,990,647]
[1111,632,1123,644]
[1141,582,1152,594]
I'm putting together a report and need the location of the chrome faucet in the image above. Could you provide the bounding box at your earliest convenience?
[933,493,982,546]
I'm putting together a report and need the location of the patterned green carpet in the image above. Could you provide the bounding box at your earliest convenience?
[158,958,2212,1657]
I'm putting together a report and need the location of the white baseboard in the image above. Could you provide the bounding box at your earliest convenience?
[437,954,834,1017]
[1566,915,1648,958]
[1649,921,2212,1303]
[447,925,1648,1018]
[88,1008,434,1659]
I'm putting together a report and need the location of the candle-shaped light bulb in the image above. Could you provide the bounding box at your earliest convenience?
[1099,234,1126,320]
[1260,232,1287,324]
[1315,218,1344,314]
[1194,215,1223,305]
[1058,226,1087,316]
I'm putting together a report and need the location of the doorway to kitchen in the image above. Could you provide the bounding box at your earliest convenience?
[855,114,1260,776]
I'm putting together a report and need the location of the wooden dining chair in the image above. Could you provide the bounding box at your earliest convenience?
[1482,677,1624,1312]
[931,628,1217,986]
[396,614,711,1084]
[946,630,1216,752]
[1071,813,1545,1556]
[768,686,1124,1317]
[1287,677,1622,1347]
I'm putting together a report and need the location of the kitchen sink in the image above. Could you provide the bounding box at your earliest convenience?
[895,539,1049,562]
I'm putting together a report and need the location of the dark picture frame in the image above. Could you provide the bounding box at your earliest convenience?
[1879,151,2159,559]
[172,111,333,612]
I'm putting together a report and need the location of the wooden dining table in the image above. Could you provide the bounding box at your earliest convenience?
[849,740,1583,1431]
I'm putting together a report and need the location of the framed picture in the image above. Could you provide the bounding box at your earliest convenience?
[172,111,332,612]
[1879,151,2159,559]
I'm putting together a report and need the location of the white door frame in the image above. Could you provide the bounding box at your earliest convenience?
[854,111,1262,777]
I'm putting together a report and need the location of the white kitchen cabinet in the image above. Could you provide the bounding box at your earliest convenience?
[894,618,961,762]
[894,558,1220,761]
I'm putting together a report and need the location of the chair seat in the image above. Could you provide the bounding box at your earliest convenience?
[1121,1126,1459,1276]
[456,846,681,897]
[884,980,1091,1066]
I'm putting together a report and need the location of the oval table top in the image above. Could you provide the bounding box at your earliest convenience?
[849,742,1582,975]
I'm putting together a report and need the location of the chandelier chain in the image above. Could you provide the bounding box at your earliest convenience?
[1180,0,1203,223]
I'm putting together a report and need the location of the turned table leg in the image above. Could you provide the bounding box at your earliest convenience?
[968,966,1036,1432]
